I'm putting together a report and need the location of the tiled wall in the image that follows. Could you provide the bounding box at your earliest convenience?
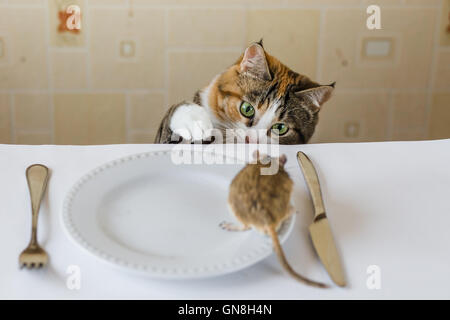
[0,0,449,145]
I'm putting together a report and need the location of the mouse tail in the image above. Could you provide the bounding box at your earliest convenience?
[267,225,329,289]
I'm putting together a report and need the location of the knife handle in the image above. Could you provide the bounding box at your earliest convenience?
[297,152,326,218]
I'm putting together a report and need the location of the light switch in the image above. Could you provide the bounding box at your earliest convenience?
[365,39,391,57]
[120,40,135,58]
[361,37,395,61]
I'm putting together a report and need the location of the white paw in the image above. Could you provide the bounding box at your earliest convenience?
[169,104,213,141]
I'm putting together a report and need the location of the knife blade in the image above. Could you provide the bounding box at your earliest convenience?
[296,151,346,287]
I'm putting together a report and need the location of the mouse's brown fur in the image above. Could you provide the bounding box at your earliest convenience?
[226,153,328,288]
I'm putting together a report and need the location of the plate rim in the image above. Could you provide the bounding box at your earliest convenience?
[61,149,296,279]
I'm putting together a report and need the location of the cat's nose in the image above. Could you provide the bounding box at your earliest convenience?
[245,136,250,144]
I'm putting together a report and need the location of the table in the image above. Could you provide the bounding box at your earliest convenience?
[1,140,450,299]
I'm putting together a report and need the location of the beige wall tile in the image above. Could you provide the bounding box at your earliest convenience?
[0,94,10,144]
[14,94,51,131]
[54,93,126,145]
[247,9,319,79]
[361,0,405,5]
[0,2,445,145]
[90,7,165,89]
[391,130,425,141]
[16,132,52,145]
[89,0,127,5]
[49,0,85,47]
[169,51,240,105]
[129,93,165,130]
[0,94,10,129]
[321,8,437,89]
[435,51,450,91]
[128,131,157,144]
[405,0,441,5]
[392,92,427,132]
[0,8,48,89]
[312,91,390,143]
[168,9,245,47]
[51,51,88,89]
[0,127,10,144]
[133,0,283,5]
[8,0,45,4]
[440,0,450,46]
[429,93,450,139]
[285,0,360,4]
[284,0,361,6]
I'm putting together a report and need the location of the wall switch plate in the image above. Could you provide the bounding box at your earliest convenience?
[365,39,391,57]
[362,37,394,59]
[356,34,400,67]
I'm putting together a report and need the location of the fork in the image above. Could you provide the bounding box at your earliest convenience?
[19,164,50,269]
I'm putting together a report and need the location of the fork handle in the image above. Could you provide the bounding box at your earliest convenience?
[26,164,49,246]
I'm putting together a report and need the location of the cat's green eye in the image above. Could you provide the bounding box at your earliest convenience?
[271,123,288,135]
[240,101,255,118]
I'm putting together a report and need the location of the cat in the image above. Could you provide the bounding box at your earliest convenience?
[155,40,334,145]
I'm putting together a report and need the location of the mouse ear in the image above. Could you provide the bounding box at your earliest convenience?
[252,150,271,164]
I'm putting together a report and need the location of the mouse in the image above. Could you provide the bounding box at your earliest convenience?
[220,151,328,288]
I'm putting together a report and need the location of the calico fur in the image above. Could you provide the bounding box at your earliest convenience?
[155,41,334,144]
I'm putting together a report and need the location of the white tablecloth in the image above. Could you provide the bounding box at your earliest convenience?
[1,140,450,299]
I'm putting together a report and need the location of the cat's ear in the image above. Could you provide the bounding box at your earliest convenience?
[295,83,335,111]
[240,43,272,81]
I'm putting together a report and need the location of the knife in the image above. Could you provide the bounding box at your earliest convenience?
[296,151,346,287]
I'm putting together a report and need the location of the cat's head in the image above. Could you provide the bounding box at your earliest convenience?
[199,41,334,144]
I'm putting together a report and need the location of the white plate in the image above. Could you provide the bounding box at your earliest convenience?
[62,150,295,279]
